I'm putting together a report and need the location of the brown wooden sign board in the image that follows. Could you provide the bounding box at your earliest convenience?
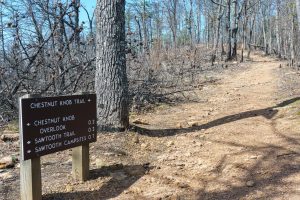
[19,94,97,161]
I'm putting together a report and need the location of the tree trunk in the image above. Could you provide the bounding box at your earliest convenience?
[196,0,202,43]
[232,0,238,59]
[166,0,178,48]
[226,0,232,61]
[247,13,256,59]
[55,3,66,94]
[0,3,6,61]
[297,0,300,28]
[135,16,143,53]
[275,0,281,58]
[291,8,295,66]
[95,0,129,131]
[268,7,272,55]
[142,0,149,52]
[296,0,300,64]
[188,0,194,48]
[241,0,248,62]
[212,3,223,64]
[73,0,80,52]
[262,16,267,55]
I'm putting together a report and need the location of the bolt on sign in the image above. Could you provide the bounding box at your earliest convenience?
[19,94,97,160]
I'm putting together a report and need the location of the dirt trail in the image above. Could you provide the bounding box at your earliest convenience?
[2,53,300,200]
[119,54,300,199]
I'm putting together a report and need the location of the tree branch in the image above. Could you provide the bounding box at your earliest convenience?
[210,0,226,7]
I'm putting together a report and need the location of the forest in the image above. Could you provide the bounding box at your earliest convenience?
[1,0,300,199]
[1,0,300,122]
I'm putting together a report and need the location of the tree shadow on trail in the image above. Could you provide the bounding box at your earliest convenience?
[43,164,151,200]
[131,97,300,137]
[196,139,300,200]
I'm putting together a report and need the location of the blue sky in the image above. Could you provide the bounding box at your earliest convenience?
[80,0,96,23]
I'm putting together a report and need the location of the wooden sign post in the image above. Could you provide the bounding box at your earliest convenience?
[20,94,42,200]
[20,153,42,200]
[72,144,89,181]
[19,94,97,200]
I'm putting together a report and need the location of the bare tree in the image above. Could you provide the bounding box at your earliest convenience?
[164,0,179,48]
[297,0,300,24]
[95,0,129,131]
[226,0,232,61]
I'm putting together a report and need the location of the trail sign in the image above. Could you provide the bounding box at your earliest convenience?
[19,94,97,160]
